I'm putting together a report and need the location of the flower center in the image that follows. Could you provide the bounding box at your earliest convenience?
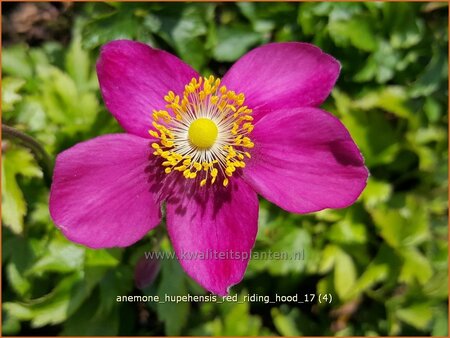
[150,76,254,187]
[188,118,218,149]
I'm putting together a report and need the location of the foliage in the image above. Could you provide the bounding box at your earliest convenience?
[2,2,448,336]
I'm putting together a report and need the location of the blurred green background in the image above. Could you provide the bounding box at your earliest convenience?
[2,2,448,336]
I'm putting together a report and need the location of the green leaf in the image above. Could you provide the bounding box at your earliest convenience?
[423,270,448,300]
[3,236,35,299]
[85,248,121,268]
[4,268,105,328]
[328,220,368,245]
[341,109,400,167]
[351,244,401,297]
[156,258,189,335]
[2,45,33,79]
[249,226,310,275]
[170,5,211,70]
[147,4,214,70]
[213,26,263,62]
[424,97,442,123]
[15,98,47,132]
[81,6,142,50]
[399,248,432,285]
[333,249,357,300]
[384,3,424,49]
[189,290,266,336]
[372,40,402,83]
[328,16,378,51]
[236,3,276,33]
[6,263,32,298]
[2,78,26,113]
[220,292,262,335]
[65,23,93,90]
[28,236,85,275]
[271,307,301,336]
[319,244,338,273]
[36,64,98,132]
[361,178,392,208]
[432,306,448,336]
[409,48,447,97]
[396,302,433,330]
[62,286,119,336]
[2,312,21,336]
[297,3,319,35]
[371,196,430,248]
[96,266,133,318]
[352,86,413,120]
[4,273,82,327]
[2,147,42,234]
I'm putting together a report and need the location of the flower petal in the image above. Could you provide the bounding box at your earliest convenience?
[49,134,162,248]
[242,107,368,214]
[222,42,340,121]
[97,40,199,138]
[166,178,258,296]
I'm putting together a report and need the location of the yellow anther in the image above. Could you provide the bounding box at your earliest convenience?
[211,96,219,104]
[149,131,160,138]
[161,140,174,147]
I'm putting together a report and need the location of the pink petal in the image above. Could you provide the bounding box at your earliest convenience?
[49,134,162,248]
[166,178,258,296]
[96,40,199,138]
[222,42,340,121]
[243,107,368,214]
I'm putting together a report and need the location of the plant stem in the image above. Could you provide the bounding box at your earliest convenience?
[2,124,53,186]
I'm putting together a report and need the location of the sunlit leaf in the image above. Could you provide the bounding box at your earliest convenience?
[2,45,33,79]
[2,78,26,113]
[334,248,357,300]
[1,148,42,234]
[396,302,433,330]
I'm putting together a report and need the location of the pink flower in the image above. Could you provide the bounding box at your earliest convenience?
[49,40,368,295]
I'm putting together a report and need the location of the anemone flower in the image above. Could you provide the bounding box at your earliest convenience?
[49,40,368,295]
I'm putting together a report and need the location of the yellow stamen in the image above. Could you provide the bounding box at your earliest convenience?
[150,75,254,187]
